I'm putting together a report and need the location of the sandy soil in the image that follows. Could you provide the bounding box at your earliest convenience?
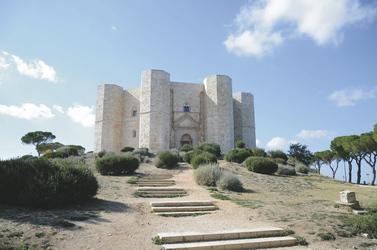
[1,160,377,250]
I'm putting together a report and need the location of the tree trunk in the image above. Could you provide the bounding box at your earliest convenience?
[347,160,352,183]
[356,159,362,184]
[371,168,376,186]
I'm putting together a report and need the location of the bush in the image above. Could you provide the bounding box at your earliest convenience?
[225,148,253,164]
[121,146,134,152]
[193,164,226,186]
[268,150,288,162]
[180,144,194,152]
[19,155,35,161]
[191,152,218,169]
[97,150,106,158]
[216,171,243,191]
[156,150,179,169]
[196,142,221,157]
[178,151,186,162]
[295,163,309,174]
[95,154,139,175]
[344,212,377,239]
[274,158,287,164]
[252,147,266,157]
[67,147,78,156]
[276,164,296,175]
[235,140,245,148]
[132,148,149,156]
[42,151,68,159]
[245,157,278,174]
[0,158,98,208]
[183,149,202,163]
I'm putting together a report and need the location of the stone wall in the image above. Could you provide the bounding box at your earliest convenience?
[203,75,234,152]
[94,69,255,154]
[94,84,124,152]
[233,92,256,149]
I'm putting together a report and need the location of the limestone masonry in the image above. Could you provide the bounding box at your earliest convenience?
[94,69,256,153]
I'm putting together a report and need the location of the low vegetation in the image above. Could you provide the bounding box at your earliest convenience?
[95,154,140,175]
[244,157,278,174]
[154,150,179,169]
[0,158,98,208]
[191,152,218,169]
[193,164,243,191]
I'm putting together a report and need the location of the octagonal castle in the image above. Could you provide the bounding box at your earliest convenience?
[94,69,256,153]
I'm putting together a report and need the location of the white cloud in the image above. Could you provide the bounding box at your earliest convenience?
[0,56,9,69]
[256,139,261,146]
[53,105,65,114]
[297,129,331,139]
[111,25,117,31]
[11,54,58,82]
[224,0,377,57]
[67,103,95,128]
[266,137,297,150]
[329,86,377,106]
[1,51,58,82]
[0,103,55,119]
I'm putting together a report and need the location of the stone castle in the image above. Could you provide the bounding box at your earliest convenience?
[94,69,256,153]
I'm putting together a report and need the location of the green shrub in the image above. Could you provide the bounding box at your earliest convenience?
[97,150,106,158]
[252,147,266,157]
[274,158,287,164]
[295,163,309,174]
[0,158,98,208]
[235,140,245,148]
[344,212,377,238]
[193,164,225,186]
[245,157,278,174]
[132,148,149,156]
[20,155,34,161]
[183,149,202,163]
[276,164,296,175]
[156,150,179,169]
[191,152,218,169]
[67,147,78,156]
[121,146,134,152]
[178,152,186,162]
[268,150,288,162]
[180,144,194,152]
[216,171,243,191]
[225,148,253,164]
[95,155,139,175]
[317,232,336,241]
[196,142,221,157]
[42,151,68,159]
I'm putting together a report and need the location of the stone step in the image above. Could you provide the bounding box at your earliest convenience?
[151,200,213,207]
[137,187,184,191]
[155,211,212,216]
[158,227,286,243]
[137,183,175,187]
[142,191,187,194]
[139,193,187,197]
[152,205,216,212]
[137,179,174,183]
[162,236,296,250]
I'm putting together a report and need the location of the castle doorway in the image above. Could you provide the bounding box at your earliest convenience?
[180,134,192,147]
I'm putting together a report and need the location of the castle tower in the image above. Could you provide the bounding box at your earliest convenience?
[233,92,256,149]
[94,84,124,152]
[203,75,234,152]
[139,69,171,150]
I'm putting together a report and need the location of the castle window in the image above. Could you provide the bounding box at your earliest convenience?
[184,104,190,112]
[132,130,136,137]
[133,109,137,116]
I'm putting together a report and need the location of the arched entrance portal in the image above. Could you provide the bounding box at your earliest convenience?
[180,134,192,147]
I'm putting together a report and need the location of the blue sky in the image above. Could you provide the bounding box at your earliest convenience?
[1,0,376,182]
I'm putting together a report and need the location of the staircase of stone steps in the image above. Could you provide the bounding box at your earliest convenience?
[136,187,187,198]
[136,179,175,187]
[150,200,216,216]
[157,228,297,250]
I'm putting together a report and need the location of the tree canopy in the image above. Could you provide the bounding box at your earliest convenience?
[21,131,56,156]
[288,143,312,166]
